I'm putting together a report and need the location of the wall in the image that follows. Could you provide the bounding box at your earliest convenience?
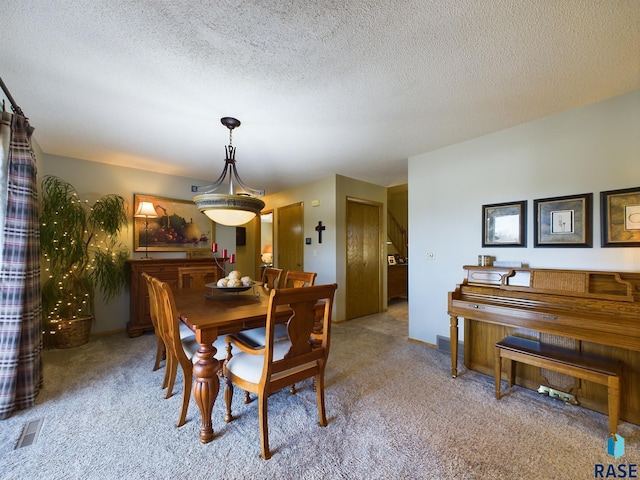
[407,90,640,346]
[39,155,386,331]
[39,154,256,333]
[263,173,387,321]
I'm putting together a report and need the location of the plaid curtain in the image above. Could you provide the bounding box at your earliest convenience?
[0,110,42,419]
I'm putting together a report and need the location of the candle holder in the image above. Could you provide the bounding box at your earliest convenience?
[211,242,236,277]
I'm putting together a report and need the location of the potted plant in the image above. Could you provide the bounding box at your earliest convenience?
[40,175,130,348]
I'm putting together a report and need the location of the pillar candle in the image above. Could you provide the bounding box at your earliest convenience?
[221,248,227,259]
[229,253,235,264]
[212,242,218,253]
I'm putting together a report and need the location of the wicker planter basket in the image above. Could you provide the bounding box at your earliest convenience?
[54,316,92,349]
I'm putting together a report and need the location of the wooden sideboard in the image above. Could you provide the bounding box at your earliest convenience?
[127,258,224,337]
[387,264,408,300]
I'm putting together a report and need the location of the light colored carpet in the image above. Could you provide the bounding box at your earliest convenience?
[1,299,638,479]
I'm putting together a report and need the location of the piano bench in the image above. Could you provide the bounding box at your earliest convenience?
[494,335,622,437]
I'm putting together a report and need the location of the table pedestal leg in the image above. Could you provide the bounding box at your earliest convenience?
[192,343,220,444]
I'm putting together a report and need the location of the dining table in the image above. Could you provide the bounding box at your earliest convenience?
[173,284,291,444]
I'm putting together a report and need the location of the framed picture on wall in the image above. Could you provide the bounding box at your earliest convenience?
[482,201,527,247]
[600,186,640,247]
[133,194,212,253]
[533,193,592,247]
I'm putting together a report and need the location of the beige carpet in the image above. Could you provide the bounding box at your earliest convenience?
[1,299,638,479]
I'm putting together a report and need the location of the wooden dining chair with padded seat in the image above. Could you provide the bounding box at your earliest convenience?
[232,266,284,403]
[235,269,316,397]
[142,273,165,372]
[283,270,317,288]
[223,283,337,459]
[177,265,220,289]
[261,267,283,290]
[152,277,227,427]
[235,267,285,348]
[176,265,221,340]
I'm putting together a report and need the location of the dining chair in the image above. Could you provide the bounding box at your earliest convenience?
[152,277,227,427]
[223,283,337,459]
[237,269,318,397]
[142,273,168,379]
[283,270,317,288]
[177,265,220,289]
[261,267,283,289]
[235,268,284,346]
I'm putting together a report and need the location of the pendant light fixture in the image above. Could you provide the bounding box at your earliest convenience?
[192,117,265,226]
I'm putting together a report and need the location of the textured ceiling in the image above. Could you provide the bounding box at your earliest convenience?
[1,1,639,194]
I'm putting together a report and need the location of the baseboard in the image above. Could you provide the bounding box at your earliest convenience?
[437,335,463,358]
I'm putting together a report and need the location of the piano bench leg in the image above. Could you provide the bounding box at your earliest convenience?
[508,359,516,388]
[494,346,502,400]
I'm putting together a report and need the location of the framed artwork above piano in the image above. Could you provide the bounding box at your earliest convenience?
[601,186,640,247]
[533,193,593,247]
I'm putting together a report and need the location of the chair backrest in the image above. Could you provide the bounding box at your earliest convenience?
[142,272,162,334]
[261,267,283,290]
[177,265,220,289]
[152,277,190,365]
[262,284,337,390]
[283,270,317,288]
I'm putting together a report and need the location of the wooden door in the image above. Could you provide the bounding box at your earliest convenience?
[277,202,304,277]
[346,197,381,319]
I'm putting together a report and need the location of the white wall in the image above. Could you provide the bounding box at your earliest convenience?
[408,90,640,346]
[40,156,386,331]
[263,174,337,284]
[263,173,387,321]
[40,154,223,333]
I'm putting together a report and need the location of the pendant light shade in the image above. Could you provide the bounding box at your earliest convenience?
[192,117,265,226]
[194,194,264,226]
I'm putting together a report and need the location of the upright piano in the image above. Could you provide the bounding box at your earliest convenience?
[448,266,640,424]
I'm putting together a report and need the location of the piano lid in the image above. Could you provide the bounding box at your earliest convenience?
[463,266,637,302]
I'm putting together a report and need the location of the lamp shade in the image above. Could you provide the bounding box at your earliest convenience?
[134,201,158,218]
[193,193,264,226]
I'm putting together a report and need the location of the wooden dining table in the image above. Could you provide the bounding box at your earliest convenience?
[173,285,290,444]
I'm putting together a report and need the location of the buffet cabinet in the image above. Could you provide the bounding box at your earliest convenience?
[127,258,224,337]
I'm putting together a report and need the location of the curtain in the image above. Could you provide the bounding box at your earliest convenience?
[0,109,42,419]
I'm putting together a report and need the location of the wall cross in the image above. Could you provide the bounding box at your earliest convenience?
[315,221,326,243]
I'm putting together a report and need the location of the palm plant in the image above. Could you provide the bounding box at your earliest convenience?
[40,175,129,340]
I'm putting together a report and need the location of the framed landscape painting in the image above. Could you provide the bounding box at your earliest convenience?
[133,194,212,253]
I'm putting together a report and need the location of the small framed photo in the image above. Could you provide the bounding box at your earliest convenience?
[387,255,397,265]
[482,201,527,247]
[534,193,592,247]
[600,186,640,247]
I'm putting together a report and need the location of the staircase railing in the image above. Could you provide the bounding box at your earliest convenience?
[387,210,407,258]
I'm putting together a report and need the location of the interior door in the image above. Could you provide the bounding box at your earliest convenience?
[346,197,381,319]
[277,202,304,278]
